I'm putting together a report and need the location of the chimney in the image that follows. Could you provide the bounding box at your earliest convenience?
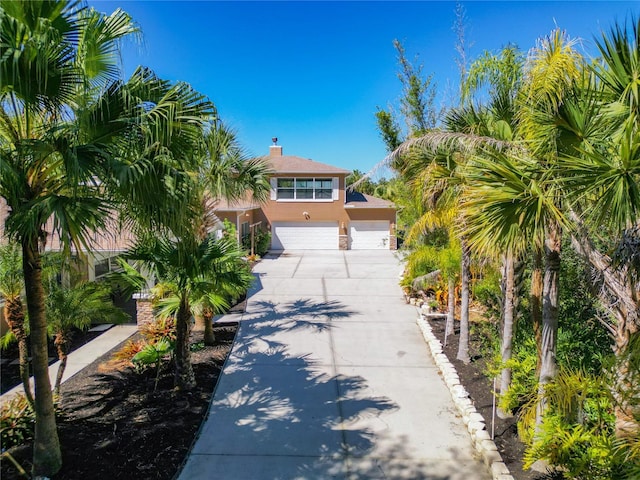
[270,137,282,157]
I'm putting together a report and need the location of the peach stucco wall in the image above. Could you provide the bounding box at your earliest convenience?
[259,174,351,227]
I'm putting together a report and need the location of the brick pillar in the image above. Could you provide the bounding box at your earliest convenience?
[339,235,348,250]
[133,292,154,328]
[389,223,398,250]
[389,234,397,250]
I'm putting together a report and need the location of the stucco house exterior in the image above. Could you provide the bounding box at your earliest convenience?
[214,143,397,251]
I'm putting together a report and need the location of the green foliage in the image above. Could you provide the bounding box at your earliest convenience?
[517,368,635,479]
[556,244,613,374]
[222,219,237,238]
[241,228,271,257]
[524,416,620,479]
[132,339,173,391]
[404,245,440,281]
[494,337,538,415]
[473,267,502,321]
[468,319,500,360]
[132,339,173,366]
[0,394,34,450]
[345,170,376,195]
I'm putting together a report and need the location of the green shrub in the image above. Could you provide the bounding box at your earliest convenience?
[473,269,502,321]
[241,228,271,257]
[524,415,618,479]
[0,395,34,449]
[518,368,634,479]
[133,339,174,391]
[493,337,538,415]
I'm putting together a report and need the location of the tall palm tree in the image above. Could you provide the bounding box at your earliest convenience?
[190,120,271,336]
[0,2,214,475]
[125,234,251,390]
[0,3,141,474]
[551,17,640,436]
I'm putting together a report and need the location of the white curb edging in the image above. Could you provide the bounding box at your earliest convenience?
[416,312,515,480]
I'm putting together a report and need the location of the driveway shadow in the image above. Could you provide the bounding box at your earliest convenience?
[192,298,480,479]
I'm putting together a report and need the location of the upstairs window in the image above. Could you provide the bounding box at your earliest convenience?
[275,177,337,201]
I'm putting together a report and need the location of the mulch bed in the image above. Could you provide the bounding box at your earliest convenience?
[1,323,238,480]
[425,316,544,480]
[1,328,107,395]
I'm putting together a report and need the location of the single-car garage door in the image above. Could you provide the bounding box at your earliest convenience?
[350,221,390,250]
[271,222,338,250]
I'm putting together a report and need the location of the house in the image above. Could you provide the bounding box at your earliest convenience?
[214,143,397,251]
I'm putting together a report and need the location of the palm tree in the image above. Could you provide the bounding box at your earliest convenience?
[550,17,640,436]
[0,3,142,474]
[45,281,128,396]
[0,243,33,406]
[126,234,252,390]
[1,2,214,475]
[190,120,270,336]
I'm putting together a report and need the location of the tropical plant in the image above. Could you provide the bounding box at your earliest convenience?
[0,1,214,474]
[132,339,173,392]
[44,281,128,396]
[0,394,35,450]
[0,3,138,474]
[125,234,252,389]
[0,243,33,406]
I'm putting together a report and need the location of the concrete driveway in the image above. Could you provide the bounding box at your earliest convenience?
[179,250,491,480]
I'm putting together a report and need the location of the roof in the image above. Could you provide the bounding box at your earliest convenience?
[345,191,395,209]
[268,155,351,175]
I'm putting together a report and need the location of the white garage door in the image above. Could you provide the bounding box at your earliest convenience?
[350,221,390,250]
[271,222,338,250]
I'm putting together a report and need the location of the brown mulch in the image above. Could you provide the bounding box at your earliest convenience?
[425,316,551,480]
[1,323,238,480]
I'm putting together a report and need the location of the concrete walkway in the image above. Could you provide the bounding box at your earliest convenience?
[179,250,491,480]
[1,324,137,406]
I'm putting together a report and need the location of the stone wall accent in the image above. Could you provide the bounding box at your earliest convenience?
[416,307,515,480]
[338,234,348,250]
[389,234,397,250]
[133,292,154,328]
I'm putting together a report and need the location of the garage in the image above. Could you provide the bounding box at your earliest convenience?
[349,221,390,250]
[271,222,339,250]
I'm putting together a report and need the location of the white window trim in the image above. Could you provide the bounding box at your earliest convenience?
[272,177,339,202]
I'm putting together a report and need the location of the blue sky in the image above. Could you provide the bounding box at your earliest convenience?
[89,1,637,175]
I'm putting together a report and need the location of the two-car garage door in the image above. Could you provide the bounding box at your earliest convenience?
[271,222,338,250]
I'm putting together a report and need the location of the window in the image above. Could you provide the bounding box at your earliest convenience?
[277,178,294,199]
[241,221,250,239]
[276,177,336,201]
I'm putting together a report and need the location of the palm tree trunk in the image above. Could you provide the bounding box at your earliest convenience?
[194,312,216,346]
[445,276,455,346]
[457,240,471,363]
[536,224,561,429]
[4,298,34,406]
[53,333,68,398]
[498,252,516,418]
[174,296,195,390]
[530,247,543,374]
[203,310,216,346]
[22,239,62,477]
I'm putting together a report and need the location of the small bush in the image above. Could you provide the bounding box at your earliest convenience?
[102,339,146,371]
[242,228,271,257]
[0,395,34,449]
[140,317,176,344]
